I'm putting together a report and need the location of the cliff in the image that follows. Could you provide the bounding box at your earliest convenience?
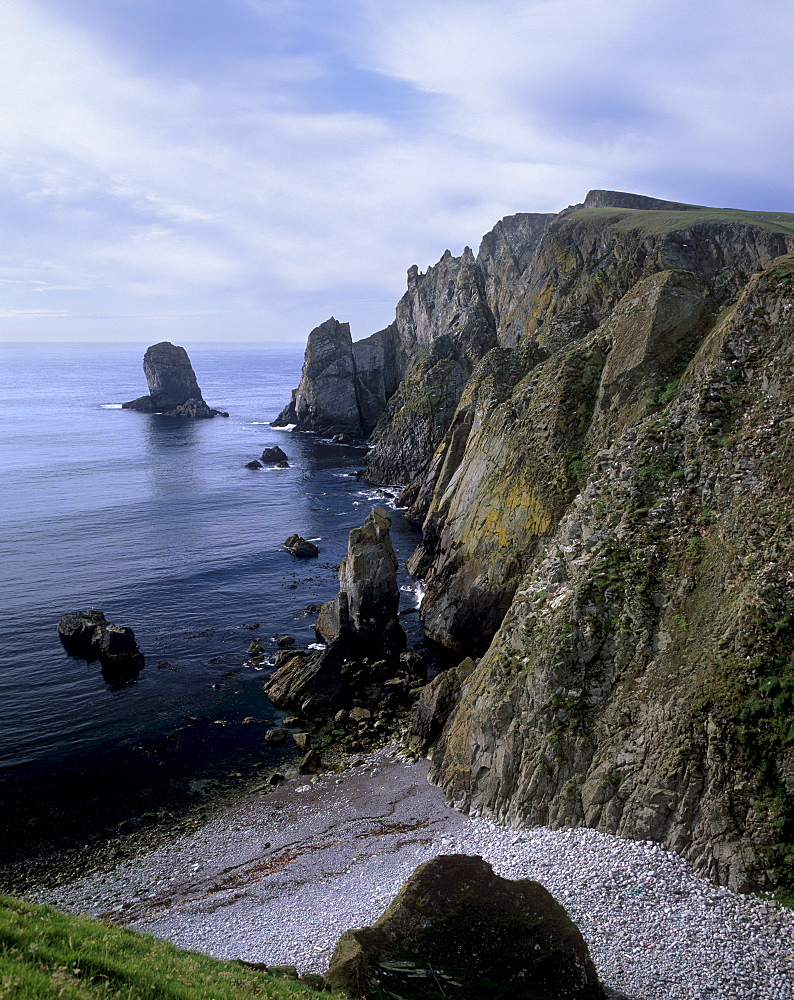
[279,191,794,891]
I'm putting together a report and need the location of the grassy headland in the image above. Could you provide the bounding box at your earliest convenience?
[0,895,334,1000]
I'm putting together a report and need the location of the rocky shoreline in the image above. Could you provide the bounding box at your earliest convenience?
[30,746,794,1000]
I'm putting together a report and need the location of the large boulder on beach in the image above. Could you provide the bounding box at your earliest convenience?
[326,854,606,1000]
[122,342,226,417]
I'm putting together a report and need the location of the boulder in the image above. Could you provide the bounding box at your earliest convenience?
[122,342,226,417]
[264,647,348,716]
[264,728,287,745]
[326,855,605,1000]
[262,446,289,463]
[284,535,320,558]
[245,460,263,469]
[57,609,144,675]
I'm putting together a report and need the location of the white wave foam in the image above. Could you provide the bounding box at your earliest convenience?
[400,581,425,608]
[100,404,123,409]
[307,642,326,650]
[271,424,296,431]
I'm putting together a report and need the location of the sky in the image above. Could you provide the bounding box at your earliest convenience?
[1,0,793,345]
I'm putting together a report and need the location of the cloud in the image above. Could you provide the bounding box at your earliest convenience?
[1,0,792,343]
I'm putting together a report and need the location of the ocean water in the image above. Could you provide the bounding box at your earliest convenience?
[0,342,425,867]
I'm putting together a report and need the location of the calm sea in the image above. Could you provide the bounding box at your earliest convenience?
[0,342,424,872]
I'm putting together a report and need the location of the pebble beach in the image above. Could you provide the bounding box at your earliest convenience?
[32,747,794,1000]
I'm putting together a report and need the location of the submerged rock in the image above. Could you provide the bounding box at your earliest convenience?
[326,854,605,999]
[122,342,227,417]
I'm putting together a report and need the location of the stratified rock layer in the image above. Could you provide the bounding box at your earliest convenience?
[123,342,227,417]
[326,854,605,1000]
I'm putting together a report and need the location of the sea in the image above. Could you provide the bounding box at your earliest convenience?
[0,341,428,877]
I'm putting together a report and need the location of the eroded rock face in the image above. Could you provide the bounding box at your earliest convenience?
[325,854,605,1000]
[428,254,794,892]
[122,342,226,417]
[276,193,794,890]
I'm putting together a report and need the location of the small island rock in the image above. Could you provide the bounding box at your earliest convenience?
[122,342,227,418]
[57,609,144,676]
[284,534,319,558]
[262,446,289,463]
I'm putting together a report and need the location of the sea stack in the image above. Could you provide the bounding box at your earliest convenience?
[122,342,228,417]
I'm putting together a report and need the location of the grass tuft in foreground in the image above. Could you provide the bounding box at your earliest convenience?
[0,895,335,1000]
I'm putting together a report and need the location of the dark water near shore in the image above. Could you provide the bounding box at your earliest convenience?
[0,342,426,875]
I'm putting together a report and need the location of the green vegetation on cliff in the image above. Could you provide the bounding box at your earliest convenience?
[0,895,332,1000]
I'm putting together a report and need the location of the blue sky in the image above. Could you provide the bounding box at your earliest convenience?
[2,0,793,344]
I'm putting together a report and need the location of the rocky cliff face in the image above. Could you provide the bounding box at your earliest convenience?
[428,254,794,892]
[280,192,794,890]
[123,342,226,417]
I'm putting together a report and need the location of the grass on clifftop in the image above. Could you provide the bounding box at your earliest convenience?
[0,895,334,1000]
[570,205,794,238]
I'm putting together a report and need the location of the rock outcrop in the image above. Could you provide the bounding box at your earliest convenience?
[57,609,144,677]
[315,507,399,643]
[122,342,227,417]
[280,192,794,892]
[266,509,416,721]
[326,854,605,1000]
[261,446,288,464]
[284,534,319,558]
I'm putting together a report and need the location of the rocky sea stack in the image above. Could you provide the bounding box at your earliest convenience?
[266,508,422,727]
[122,341,228,418]
[279,190,794,895]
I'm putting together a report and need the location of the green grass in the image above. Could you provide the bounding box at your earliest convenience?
[568,205,794,238]
[0,895,334,1000]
